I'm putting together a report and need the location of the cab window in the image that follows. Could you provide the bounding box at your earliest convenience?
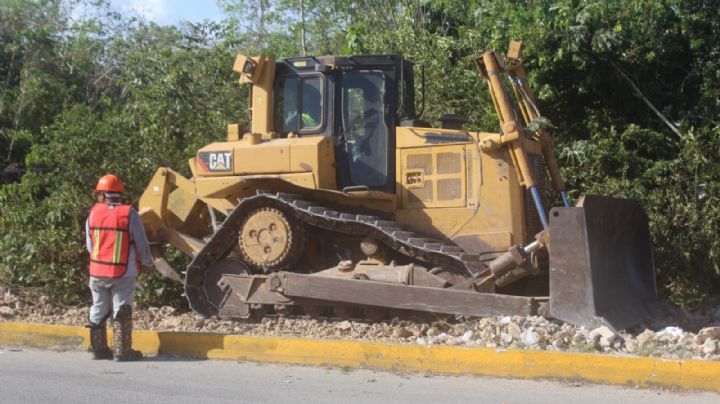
[341,71,388,187]
[274,75,323,133]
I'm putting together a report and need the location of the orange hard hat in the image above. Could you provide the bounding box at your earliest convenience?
[95,174,124,193]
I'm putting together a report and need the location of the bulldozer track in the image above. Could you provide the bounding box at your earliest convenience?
[185,191,487,317]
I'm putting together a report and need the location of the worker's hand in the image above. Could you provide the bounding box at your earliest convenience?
[141,265,154,275]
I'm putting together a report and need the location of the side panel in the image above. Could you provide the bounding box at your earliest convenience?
[399,145,467,209]
[394,127,529,257]
[195,136,336,191]
[235,140,291,174]
[288,136,337,190]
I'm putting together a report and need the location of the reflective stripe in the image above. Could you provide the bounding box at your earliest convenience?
[113,230,123,264]
[92,229,101,260]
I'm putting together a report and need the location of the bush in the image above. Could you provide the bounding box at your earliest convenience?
[560,125,720,305]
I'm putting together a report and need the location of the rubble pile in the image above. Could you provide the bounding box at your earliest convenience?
[1,285,719,360]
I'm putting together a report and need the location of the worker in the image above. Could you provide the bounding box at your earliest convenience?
[85,174,154,361]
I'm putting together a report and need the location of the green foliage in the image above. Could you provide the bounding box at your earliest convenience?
[1,0,719,308]
[0,2,245,305]
[135,246,189,309]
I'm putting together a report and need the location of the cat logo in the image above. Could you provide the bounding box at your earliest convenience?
[197,151,233,173]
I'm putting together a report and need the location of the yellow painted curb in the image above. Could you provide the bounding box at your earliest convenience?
[1,322,719,392]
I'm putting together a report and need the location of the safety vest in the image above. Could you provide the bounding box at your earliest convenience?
[88,203,140,278]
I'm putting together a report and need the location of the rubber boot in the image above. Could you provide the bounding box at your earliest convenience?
[87,319,113,360]
[112,305,143,362]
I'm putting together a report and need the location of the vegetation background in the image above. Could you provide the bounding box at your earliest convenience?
[1,0,718,309]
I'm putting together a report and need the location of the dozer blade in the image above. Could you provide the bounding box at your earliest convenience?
[548,195,657,329]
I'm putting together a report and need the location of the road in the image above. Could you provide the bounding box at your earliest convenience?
[0,347,717,403]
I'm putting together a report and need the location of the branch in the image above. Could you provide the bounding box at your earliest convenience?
[610,61,682,138]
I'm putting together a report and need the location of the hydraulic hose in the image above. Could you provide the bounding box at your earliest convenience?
[561,190,571,208]
[530,186,549,229]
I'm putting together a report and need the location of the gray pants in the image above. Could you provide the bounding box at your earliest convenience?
[89,276,137,325]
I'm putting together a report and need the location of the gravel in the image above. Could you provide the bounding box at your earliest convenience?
[1,286,719,361]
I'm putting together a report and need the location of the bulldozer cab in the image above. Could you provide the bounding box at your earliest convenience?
[271,55,417,193]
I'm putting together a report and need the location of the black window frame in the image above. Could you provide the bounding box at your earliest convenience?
[273,55,411,195]
[331,63,398,194]
[339,69,390,188]
[273,72,326,135]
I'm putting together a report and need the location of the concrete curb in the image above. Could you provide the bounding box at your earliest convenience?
[1,322,719,392]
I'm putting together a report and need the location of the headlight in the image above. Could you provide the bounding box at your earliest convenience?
[243,59,256,75]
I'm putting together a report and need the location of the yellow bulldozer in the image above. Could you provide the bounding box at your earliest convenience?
[139,41,657,329]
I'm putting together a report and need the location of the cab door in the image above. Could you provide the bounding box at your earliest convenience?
[334,70,396,193]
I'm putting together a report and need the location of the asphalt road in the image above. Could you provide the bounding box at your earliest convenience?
[0,347,717,404]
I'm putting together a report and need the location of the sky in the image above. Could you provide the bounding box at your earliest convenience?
[110,0,225,25]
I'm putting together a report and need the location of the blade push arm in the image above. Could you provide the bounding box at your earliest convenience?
[476,50,550,228]
[504,41,570,208]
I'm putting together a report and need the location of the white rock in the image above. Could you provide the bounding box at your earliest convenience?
[500,332,513,345]
[3,290,16,304]
[571,331,585,344]
[545,323,560,334]
[587,326,617,348]
[625,339,638,353]
[589,325,616,340]
[428,333,449,345]
[499,316,512,325]
[415,337,426,345]
[656,326,684,339]
[336,321,352,332]
[66,308,81,316]
[392,327,413,339]
[508,322,522,340]
[551,336,566,349]
[636,329,656,347]
[460,330,474,343]
[695,327,720,344]
[701,339,718,355]
[521,328,540,346]
[0,306,14,317]
[160,306,176,316]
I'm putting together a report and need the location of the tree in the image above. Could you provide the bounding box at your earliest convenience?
[1,0,718,307]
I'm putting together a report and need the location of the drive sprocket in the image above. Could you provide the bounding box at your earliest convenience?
[238,206,304,272]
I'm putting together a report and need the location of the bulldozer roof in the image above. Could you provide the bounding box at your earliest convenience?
[279,54,411,72]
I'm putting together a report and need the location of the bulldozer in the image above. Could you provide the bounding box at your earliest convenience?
[139,41,657,329]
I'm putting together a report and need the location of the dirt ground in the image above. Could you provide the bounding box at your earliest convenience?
[2,284,719,361]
